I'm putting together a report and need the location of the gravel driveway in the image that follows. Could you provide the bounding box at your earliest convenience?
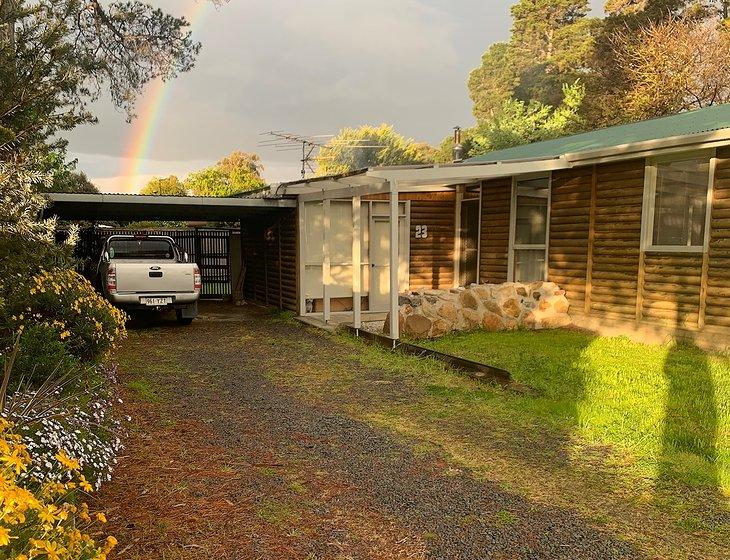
[105,304,642,560]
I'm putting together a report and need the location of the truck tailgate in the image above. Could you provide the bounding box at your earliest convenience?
[115,262,195,294]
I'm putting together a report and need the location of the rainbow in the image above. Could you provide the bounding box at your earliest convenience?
[120,0,209,192]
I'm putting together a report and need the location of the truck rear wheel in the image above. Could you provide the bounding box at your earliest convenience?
[175,309,194,325]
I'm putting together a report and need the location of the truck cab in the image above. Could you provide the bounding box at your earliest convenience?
[97,234,201,324]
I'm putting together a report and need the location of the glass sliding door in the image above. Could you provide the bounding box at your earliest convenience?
[510,176,549,282]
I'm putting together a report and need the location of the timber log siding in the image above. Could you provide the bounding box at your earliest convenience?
[476,152,730,342]
[479,177,511,283]
[241,209,297,311]
[408,192,456,290]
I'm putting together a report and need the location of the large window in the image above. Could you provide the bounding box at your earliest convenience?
[511,176,549,282]
[644,153,713,251]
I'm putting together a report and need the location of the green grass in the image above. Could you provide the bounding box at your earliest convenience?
[419,329,730,493]
[255,498,298,525]
[125,378,160,402]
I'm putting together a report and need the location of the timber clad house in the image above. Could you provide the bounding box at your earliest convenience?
[47,104,730,348]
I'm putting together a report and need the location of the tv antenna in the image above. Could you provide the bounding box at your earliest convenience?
[259,131,388,179]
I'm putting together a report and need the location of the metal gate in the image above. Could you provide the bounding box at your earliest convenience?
[76,227,232,299]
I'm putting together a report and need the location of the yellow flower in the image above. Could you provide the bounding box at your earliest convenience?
[54,450,80,471]
[0,525,12,545]
[95,512,107,523]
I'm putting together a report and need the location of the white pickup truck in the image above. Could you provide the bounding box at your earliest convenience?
[96,234,201,324]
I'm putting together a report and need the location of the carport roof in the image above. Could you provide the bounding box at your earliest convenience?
[44,193,296,222]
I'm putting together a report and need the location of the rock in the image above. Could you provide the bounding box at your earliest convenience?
[438,302,457,320]
[405,314,433,338]
[461,308,482,328]
[459,290,480,310]
[553,298,569,314]
[522,311,537,329]
[481,311,504,331]
[502,298,522,318]
[516,286,528,297]
[430,319,452,337]
[540,314,572,328]
[483,300,503,316]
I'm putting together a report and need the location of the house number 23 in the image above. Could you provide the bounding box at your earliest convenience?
[415,225,428,239]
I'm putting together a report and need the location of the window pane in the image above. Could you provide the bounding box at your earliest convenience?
[652,158,709,247]
[515,177,548,245]
[514,249,545,282]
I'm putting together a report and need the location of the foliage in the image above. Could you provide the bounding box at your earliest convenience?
[315,124,437,176]
[3,361,124,491]
[0,418,117,558]
[140,175,187,197]
[469,81,585,157]
[7,324,80,389]
[32,152,98,194]
[0,0,201,158]
[611,18,730,120]
[468,1,594,120]
[185,151,266,197]
[0,162,76,287]
[4,268,127,362]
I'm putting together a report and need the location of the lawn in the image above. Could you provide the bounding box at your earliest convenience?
[419,329,730,495]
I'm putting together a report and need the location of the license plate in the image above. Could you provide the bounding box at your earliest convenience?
[141,297,172,306]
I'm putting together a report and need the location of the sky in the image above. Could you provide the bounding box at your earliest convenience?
[66,0,605,193]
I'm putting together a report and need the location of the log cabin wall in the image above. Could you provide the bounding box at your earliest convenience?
[241,209,298,311]
[479,177,511,283]
[705,146,730,329]
[367,192,457,290]
[548,168,592,313]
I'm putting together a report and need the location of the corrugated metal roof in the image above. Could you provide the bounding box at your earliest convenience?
[467,104,730,163]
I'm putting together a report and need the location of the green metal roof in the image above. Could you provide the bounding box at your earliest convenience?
[467,104,730,163]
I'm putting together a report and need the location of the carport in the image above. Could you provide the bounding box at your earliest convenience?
[44,192,297,306]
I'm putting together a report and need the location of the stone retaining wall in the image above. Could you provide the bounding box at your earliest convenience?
[385,282,571,339]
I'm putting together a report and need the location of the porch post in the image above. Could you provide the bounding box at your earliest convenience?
[352,196,362,329]
[323,199,331,322]
[388,180,400,341]
[297,199,307,316]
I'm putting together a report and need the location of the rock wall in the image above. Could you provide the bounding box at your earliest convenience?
[385,282,571,339]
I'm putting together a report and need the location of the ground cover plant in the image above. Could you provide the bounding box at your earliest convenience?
[418,329,730,495]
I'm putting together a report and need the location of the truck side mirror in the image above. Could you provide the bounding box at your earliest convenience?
[103,251,110,263]
[183,252,189,263]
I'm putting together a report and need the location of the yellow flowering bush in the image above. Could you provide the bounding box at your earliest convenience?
[0,418,116,559]
[6,269,126,362]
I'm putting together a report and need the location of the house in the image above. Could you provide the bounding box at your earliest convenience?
[45,104,730,348]
[245,104,730,348]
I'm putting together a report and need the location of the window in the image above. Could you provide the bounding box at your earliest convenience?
[644,153,713,251]
[510,176,549,282]
[108,238,176,260]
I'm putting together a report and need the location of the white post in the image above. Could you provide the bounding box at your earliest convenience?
[352,196,362,329]
[388,180,399,341]
[323,199,331,322]
[298,199,307,316]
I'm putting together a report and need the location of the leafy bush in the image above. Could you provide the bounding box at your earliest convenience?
[0,418,117,558]
[5,268,127,362]
[5,324,80,389]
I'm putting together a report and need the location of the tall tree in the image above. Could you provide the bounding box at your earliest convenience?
[315,124,437,176]
[469,81,586,157]
[612,18,730,119]
[0,0,201,159]
[185,151,266,197]
[140,175,186,197]
[468,0,594,118]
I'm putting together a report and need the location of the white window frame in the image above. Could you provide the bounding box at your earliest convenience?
[508,172,551,282]
[640,149,716,254]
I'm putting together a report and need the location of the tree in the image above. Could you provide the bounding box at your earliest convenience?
[0,0,201,159]
[315,124,437,176]
[469,81,586,157]
[140,175,187,197]
[185,151,266,197]
[611,18,730,120]
[468,1,594,118]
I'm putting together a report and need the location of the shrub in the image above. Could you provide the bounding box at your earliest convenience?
[0,418,117,558]
[5,268,127,362]
[4,362,124,491]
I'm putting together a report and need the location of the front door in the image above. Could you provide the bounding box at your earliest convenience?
[459,198,480,286]
[368,203,408,311]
